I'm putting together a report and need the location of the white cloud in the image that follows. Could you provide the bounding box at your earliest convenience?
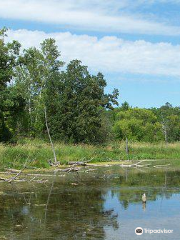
[144,0,180,3]
[0,0,180,35]
[6,29,180,77]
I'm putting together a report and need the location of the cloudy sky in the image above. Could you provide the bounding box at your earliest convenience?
[0,0,180,107]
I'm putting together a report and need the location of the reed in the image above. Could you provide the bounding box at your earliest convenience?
[0,139,180,170]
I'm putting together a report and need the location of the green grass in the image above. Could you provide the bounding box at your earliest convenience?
[0,139,180,170]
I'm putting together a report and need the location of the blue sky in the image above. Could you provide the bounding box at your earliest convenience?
[0,0,180,108]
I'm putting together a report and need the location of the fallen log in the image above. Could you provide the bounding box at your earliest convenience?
[5,169,21,173]
[27,173,54,177]
[60,167,80,172]
[153,164,170,168]
[68,161,87,166]
[0,177,8,182]
[8,165,27,183]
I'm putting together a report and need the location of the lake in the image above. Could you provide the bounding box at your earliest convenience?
[0,166,180,239]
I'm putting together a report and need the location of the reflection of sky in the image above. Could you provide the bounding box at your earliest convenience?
[103,190,180,240]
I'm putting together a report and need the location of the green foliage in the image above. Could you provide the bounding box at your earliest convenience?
[1,28,180,147]
[1,140,180,170]
[113,108,164,142]
[1,29,118,144]
[152,102,180,142]
[46,60,119,143]
[14,38,64,136]
[0,28,20,90]
[113,102,180,143]
[0,28,22,142]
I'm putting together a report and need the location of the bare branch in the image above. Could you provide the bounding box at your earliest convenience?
[44,106,58,164]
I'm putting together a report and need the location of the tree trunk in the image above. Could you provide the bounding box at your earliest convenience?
[161,116,168,144]
[125,137,129,161]
[44,107,57,164]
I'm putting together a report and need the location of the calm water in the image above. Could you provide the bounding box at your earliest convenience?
[0,166,180,240]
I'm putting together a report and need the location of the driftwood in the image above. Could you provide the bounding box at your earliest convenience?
[0,177,7,181]
[0,158,32,183]
[0,168,26,183]
[120,161,145,168]
[7,165,27,183]
[153,164,171,168]
[48,160,60,167]
[120,160,156,168]
[27,173,55,177]
[0,157,171,183]
[0,177,25,183]
[5,169,20,173]
[59,167,81,173]
[68,158,94,166]
[68,161,87,166]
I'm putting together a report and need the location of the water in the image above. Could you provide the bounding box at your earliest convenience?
[0,166,180,239]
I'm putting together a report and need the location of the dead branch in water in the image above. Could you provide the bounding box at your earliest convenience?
[0,158,33,183]
[8,165,27,183]
[119,160,170,169]
[5,169,20,173]
[153,164,171,168]
[68,161,87,166]
[58,167,81,173]
[68,157,94,166]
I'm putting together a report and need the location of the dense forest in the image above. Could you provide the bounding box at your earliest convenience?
[1,28,180,145]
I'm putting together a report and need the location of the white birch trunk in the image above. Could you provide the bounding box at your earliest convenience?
[44,107,57,164]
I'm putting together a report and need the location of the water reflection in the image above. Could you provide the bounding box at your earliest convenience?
[142,202,146,211]
[0,167,180,239]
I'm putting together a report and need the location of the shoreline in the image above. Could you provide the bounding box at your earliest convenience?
[1,139,180,171]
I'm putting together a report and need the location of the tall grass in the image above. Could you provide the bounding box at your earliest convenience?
[0,139,180,170]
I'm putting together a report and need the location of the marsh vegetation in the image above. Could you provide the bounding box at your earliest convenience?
[0,139,180,170]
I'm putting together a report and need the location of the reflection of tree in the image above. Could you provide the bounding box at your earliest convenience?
[0,176,118,240]
[121,200,129,210]
[40,185,118,239]
[113,170,180,209]
[44,171,57,222]
[1,169,180,238]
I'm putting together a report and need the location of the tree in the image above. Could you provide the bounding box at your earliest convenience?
[46,60,119,143]
[121,101,130,111]
[0,28,22,142]
[14,38,64,163]
[14,38,64,137]
[152,103,180,142]
[113,108,164,142]
[2,31,119,144]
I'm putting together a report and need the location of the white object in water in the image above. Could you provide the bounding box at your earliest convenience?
[142,193,146,203]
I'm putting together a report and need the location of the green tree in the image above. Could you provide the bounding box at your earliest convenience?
[152,103,180,142]
[113,108,163,142]
[14,38,64,136]
[47,60,119,143]
[0,28,22,142]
